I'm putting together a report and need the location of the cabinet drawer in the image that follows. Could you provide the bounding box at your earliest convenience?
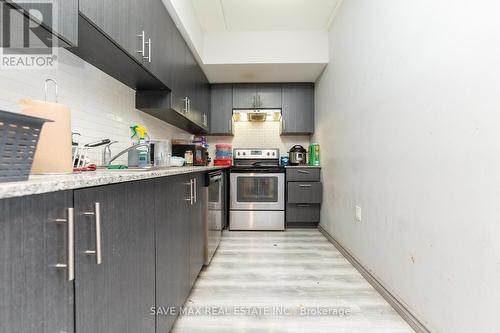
[287,182,322,203]
[286,168,320,182]
[286,204,320,222]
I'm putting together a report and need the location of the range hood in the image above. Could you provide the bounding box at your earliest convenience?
[233,109,282,122]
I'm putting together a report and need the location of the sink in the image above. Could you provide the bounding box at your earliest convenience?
[99,166,174,173]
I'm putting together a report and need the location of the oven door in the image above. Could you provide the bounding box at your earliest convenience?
[230,172,285,210]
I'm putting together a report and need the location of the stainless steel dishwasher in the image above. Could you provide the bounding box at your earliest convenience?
[204,171,223,265]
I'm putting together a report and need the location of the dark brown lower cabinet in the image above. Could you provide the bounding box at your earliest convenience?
[0,191,74,333]
[189,173,205,288]
[155,175,191,333]
[1,172,211,333]
[74,181,156,333]
[286,168,322,228]
[155,173,206,333]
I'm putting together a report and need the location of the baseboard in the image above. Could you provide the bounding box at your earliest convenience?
[318,225,431,333]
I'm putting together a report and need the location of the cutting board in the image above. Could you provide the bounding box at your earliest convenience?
[19,99,73,174]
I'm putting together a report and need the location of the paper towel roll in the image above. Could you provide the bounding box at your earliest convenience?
[19,99,73,174]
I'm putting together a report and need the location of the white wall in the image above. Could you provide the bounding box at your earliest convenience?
[0,49,189,164]
[161,0,330,83]
[202,30,328,82]
[162,0,205,58]
[314,1,500,333]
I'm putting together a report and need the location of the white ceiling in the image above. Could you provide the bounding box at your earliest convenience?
[165,0,340,82]
[192,0,341,32]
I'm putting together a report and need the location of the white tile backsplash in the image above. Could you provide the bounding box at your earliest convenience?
[0,49,189,164]
[206,121,310,160]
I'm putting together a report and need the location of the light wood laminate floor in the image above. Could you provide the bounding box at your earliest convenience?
[172,229,414,333]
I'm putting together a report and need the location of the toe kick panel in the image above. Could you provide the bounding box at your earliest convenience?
[230,211,284,231]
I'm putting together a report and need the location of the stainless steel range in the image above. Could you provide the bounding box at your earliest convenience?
[229,148,285,231]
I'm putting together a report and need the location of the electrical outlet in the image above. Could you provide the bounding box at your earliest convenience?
[355,205,362,222]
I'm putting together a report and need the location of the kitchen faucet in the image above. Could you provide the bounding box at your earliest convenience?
[106,143,150,167]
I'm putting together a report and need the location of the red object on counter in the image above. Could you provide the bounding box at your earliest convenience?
[214,159,232,167]
[73,164,97,172]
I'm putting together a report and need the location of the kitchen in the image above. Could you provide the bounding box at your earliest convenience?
[0,1,498,333]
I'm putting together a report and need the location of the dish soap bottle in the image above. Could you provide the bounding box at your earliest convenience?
[130,125,150,168]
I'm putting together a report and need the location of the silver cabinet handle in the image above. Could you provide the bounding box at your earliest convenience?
[54,208,75,281]
[297,204,311,207]
[229,118,233,133]
[258,95,262,108]
[144,37,152,63]
[299,184,312,187]
[193,178,197,203]
[137,31,145,56]
[184,180,193,205]
[181,97,188,113]
[95,203,102,265]
[83,202,103,265]
[297,170,310,174]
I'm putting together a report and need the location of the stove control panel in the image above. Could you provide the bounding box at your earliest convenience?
[233,149,279,159]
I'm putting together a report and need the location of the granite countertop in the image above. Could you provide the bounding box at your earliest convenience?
[0,166,228,200]
[285,165,322,168]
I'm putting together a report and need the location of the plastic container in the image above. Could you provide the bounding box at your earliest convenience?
[215,155,232,161]
[214,159,232,167]
[215,144,232,152]
[170,156,185,167]
[0,110,51,182]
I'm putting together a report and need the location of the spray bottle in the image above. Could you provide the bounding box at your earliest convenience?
[130,125,150,168]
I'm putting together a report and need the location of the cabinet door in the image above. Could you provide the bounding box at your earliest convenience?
[189,174,205,288]
[155,175,191,333]
[210,84,233,134]
[8,0,78,46]
[74,181,155,333]
[185,51,201,124]
[233,84,257,109]
[142,0,174,86]
[79,0,142,62]
[0,191,74,333]
[170,30,188,114]
[257,84,282,108]
[281,83,315,135]
[194,68,210,129]
[201,77,211,129]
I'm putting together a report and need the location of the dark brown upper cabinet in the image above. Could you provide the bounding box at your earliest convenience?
[5,0,78,47]
[232,83,282,109]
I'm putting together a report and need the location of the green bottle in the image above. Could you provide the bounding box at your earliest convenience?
[309,143,320,166]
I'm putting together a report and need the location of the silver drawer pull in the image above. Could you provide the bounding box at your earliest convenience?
[54,208,75,281]
[299,184,312,187]
[297,204,311,207]
[297,170,310,174]
[83,203,102,265]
